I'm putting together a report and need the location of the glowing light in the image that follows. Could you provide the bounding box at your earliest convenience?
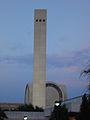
[24,116,28,120]
[55,102,60,106]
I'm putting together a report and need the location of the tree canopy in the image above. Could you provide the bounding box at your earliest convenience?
[0,108,8,120]
[81,63,90,94]
[17,104,44,112]
[49,101,68,120]
[77,94,90,120]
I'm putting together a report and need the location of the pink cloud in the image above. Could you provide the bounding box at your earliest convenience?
[61,66,80,74]
[47,65,80,77]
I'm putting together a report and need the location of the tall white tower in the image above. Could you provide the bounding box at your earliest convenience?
[32,9,47,109]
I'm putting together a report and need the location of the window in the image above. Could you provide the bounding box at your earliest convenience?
[43,19,45,22]
[36,19,38,22]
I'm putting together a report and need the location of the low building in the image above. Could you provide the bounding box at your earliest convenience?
[5,111,47,120]
[62,95,82,112]
[24,82,67,108]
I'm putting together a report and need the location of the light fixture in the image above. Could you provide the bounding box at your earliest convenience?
[24,116,28,120]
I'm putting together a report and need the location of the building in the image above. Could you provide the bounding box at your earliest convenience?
[24,9,67,108]
[46,82,67,107]
[24,82,67,108]
[62,95,82,112]
[4,111,47,120]
[32,9,47,109]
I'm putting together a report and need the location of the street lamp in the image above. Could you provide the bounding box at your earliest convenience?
[24,116,28,120]
[55,101,61,107]
[55,102,60,107]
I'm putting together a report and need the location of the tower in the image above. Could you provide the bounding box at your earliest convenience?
[32,9,47,109]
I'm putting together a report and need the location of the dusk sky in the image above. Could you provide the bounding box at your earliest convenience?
[0,0,90,103]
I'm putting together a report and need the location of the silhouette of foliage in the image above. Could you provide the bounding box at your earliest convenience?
[49,101,68,120]
[18,104,34,111]
[35,106,44,112]
[78,94,90,120]
[81,63,90,94]
[0,107,8,120]
[17,104,43,112]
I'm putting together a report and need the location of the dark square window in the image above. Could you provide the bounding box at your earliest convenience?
[43,19,45,22]
[36,19,38,22]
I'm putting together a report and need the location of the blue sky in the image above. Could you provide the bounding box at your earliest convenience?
[0,0,90,103]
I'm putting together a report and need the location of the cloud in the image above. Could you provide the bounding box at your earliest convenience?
[0,46,89,101]
[47,46,90,68]
[46,46,90,97]
[47,65,80,78]
[0,45,89,66]
[0,54,33,65]
[63,66,79,73]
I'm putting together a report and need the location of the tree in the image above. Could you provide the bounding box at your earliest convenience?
[49,101,68,120]
[0,108,8,120]
[18,104,34,111]
[81,63,90,94]
[78,63,90,120]
[35,106,44,112]
[17,104,43,112]
[78,94,90,120]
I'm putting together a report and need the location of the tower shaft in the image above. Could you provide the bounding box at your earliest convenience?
[32,9,47,109]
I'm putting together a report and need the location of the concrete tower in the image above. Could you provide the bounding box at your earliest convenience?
[32,9,47,109]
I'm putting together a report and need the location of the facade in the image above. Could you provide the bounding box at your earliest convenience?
[46,82,67,108]
[24,82,67,108]
[5,111,47,120]
[32,9,47,109]
[24,9,67,108]
[24,83,32,105]
[62,95,82,112]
